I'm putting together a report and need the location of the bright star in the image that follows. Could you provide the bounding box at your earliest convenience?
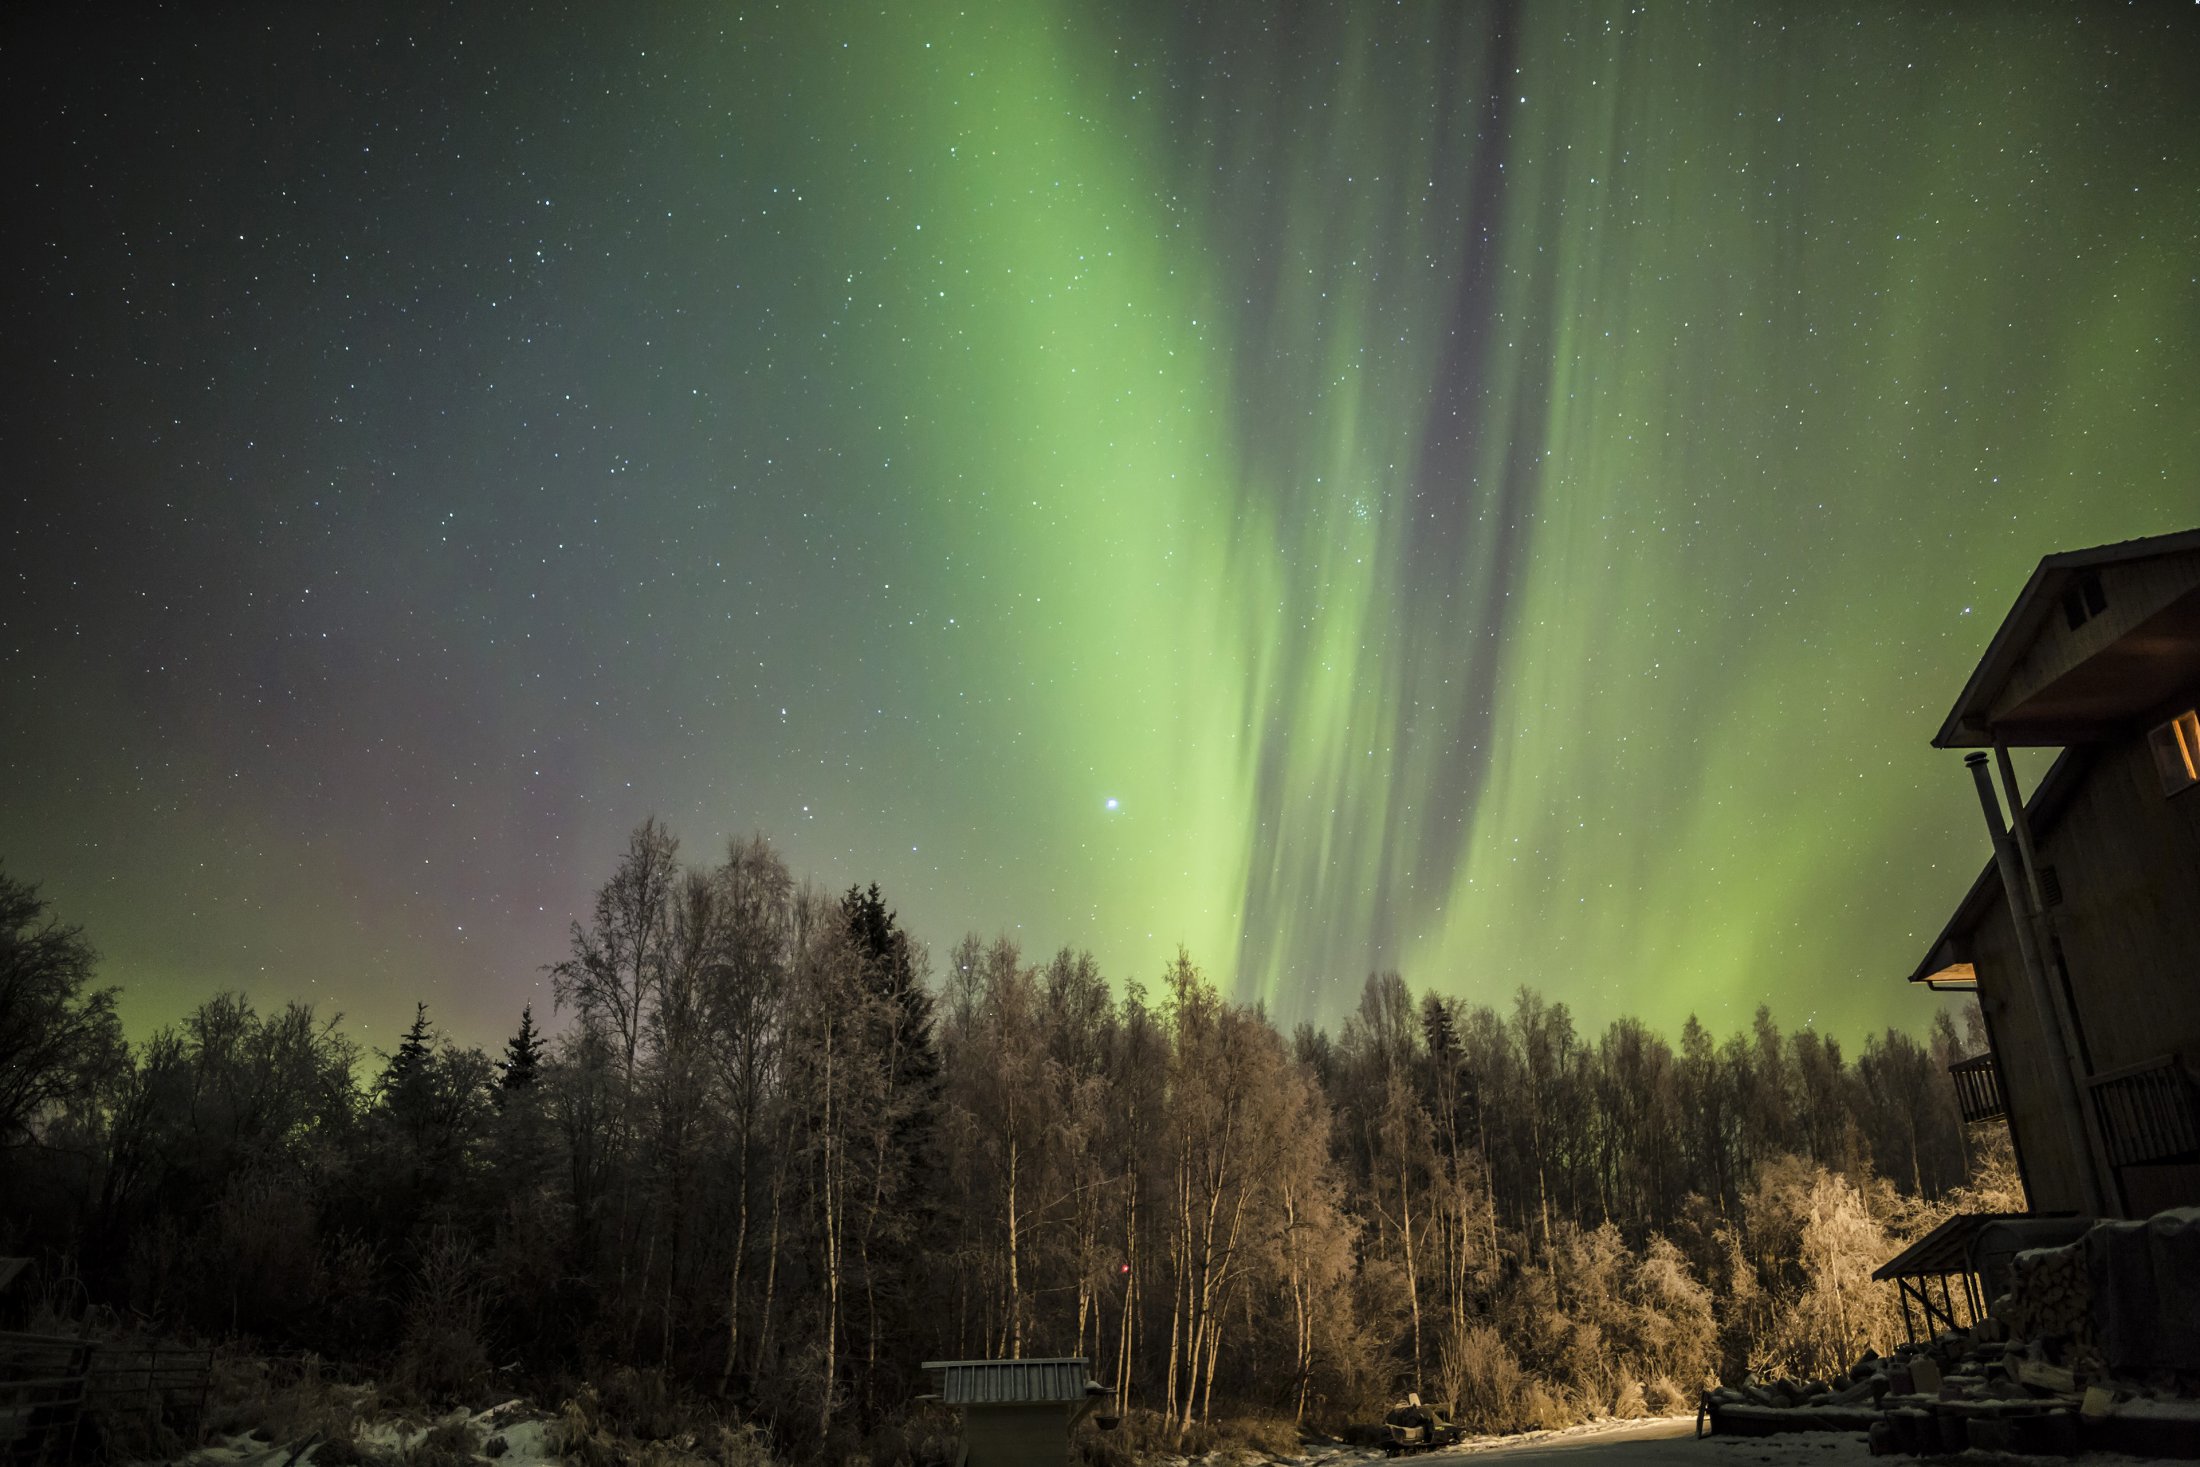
[1104,797,1119,811]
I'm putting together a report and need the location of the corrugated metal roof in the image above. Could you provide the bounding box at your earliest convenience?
[921,1357,1098,1405]
[1872,1211,2032,1281]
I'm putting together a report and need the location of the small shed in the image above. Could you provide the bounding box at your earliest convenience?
[921,1357,1110,1466]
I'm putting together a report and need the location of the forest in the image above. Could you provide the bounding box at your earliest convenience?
[0,823,2016,1461]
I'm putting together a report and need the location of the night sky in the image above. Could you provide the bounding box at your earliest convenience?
[5,4,2196,1051]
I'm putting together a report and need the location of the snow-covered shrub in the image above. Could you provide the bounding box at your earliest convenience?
[1441,1323,1529,1434]
[403,1420,482,1467]
[396,1227,490,1402]
[1733,1155,1902,1380]
[1626,1235,1718,1388]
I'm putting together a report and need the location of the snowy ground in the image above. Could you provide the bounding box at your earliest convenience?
[156,1403,2196,1467]
[1425,1413,1711,1459]
[166,1399,563,1467]
[1264,1416,1791,1467]
[1438,1415,2195,1467]
[1261,1413,2191,1467]
[1158,1416,1803,1467]
[1435,1414,1854,1467]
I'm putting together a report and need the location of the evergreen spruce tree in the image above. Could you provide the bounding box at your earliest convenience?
[499,1004,545,1093]
[840,883,946,1408]
[358,1001,495,1246]
[380,1001,435,1107]
[488,1006,554,1223]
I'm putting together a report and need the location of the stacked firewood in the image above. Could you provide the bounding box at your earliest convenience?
[1999,1243,2102,1372]
[1704,1216,2200,1458]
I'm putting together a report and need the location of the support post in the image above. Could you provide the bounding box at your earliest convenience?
[1993,741,2126,1214]
[1963,753,2110,1216]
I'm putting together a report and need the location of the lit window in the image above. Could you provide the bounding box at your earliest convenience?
[2151,709,2200,796]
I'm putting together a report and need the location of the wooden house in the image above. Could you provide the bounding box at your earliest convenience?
[1906,528,2200,1219]
[921,1357,1111,1466]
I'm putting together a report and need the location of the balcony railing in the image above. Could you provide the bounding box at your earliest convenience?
[1950,1052,2007,1125]
[2088,1055,2200,1169]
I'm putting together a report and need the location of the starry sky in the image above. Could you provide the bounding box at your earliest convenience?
[4,3,2197,1051]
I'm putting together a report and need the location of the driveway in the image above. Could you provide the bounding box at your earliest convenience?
[1429,1415,1873,1467]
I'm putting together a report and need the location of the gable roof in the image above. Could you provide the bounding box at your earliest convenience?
[922,1358,1104,1406]
[1935,527,2200,749]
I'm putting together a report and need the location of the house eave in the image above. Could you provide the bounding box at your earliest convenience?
[1934,528,2200,750]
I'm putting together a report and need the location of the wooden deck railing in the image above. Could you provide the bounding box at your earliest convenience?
[1949,1052,2007,1125]
[0,1332,214,1463]
[86,1344,216,1446]
[0,1332,95,1464]
[2088,1054,2200,1168]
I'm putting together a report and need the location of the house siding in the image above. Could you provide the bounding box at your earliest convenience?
[1969,895,2090,1212]
[2047,729,2200,1076]
[1973,715,2200,1216]
[963,1404,1074,1466]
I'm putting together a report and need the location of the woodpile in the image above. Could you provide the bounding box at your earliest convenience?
[1702,1325,2199,1458]
[2001,1242,2093,1351]
[1998,1239,2109,1379]
[1699,1234,2199,1457]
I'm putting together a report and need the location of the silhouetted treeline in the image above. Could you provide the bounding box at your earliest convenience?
[0,836,2012,1453]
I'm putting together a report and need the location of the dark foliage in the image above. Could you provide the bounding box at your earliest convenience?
[0,839,2003,1456]
[0,867,122,1145]
[499,1006,546,1095]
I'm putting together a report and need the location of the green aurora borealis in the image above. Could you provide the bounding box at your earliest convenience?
[4,4,2197,1047]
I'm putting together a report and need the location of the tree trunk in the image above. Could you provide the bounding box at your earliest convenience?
[1284,1186,1311,1424]
[756,1143,786,1375]
[1116,1176,1139,1409]
[1005,1133,1022,1357]
[819,1015,842,1441]
[722,1125,750,1388]
[1400,1153,1423,1393]
[1164,1147,1188,1428]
